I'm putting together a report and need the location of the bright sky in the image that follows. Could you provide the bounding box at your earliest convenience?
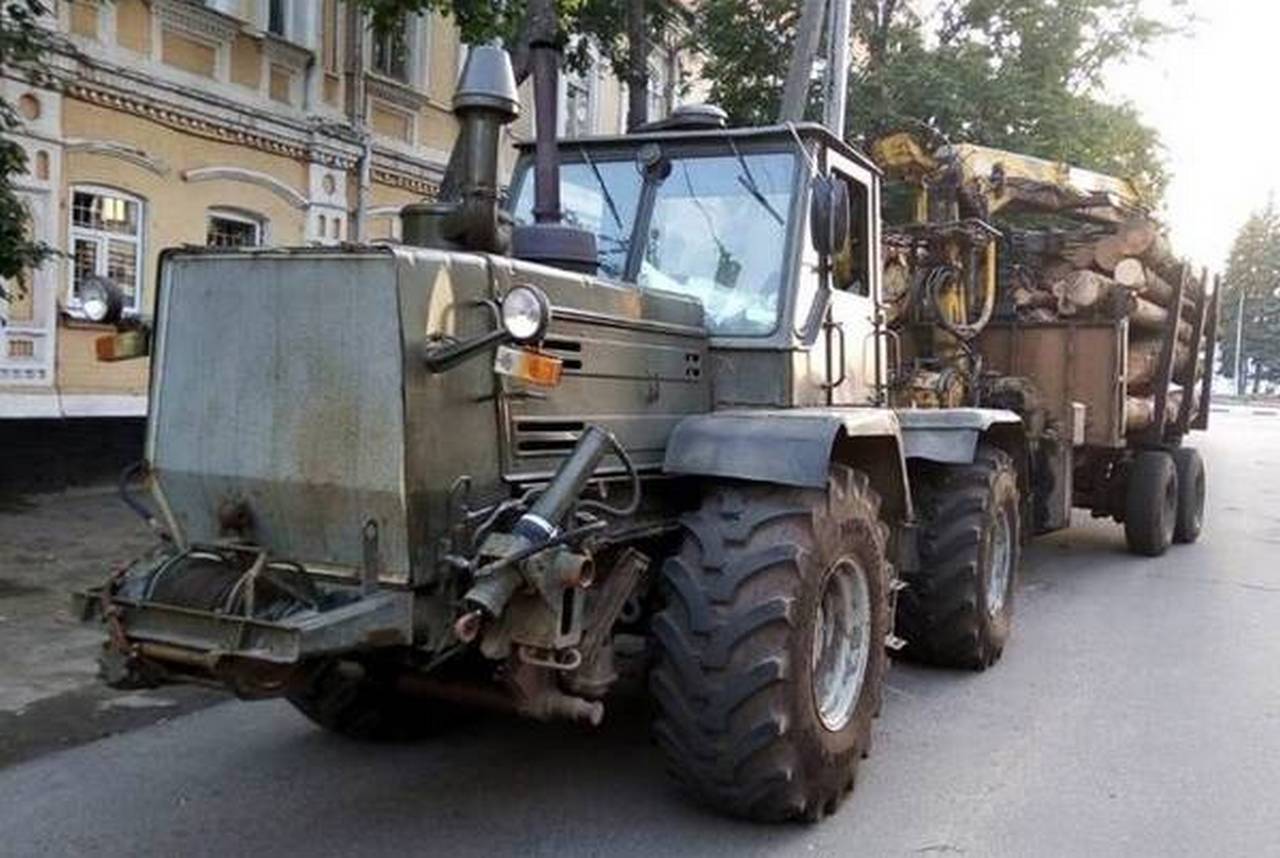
[1106,1,1276,271]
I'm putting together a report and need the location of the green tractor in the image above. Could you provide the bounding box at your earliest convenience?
[81,45,1040,823]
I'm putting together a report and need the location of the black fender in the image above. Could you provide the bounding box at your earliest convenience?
[896,408,1025,464]
[663,408,913,526]
[896,407,1032,518]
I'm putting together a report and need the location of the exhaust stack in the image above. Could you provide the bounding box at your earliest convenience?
[511,38,598,274]
[401,45,520,253]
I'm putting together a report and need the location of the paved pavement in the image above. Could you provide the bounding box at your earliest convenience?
[2,411,1279,857]
[0,489,220,766]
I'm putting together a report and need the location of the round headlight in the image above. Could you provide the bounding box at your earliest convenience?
[501,284,550,343]
[79,276,124,325]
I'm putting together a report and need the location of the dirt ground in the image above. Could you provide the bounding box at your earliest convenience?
[0,488,222,767]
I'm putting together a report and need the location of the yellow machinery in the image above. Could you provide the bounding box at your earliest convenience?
[870,131,1150,409]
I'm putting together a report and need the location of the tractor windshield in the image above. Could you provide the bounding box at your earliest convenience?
[511,148,797,336]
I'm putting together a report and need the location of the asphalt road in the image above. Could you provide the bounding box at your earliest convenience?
[3,411,1279,858]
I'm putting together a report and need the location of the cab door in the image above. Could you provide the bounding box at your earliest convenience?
[823,152,883,405]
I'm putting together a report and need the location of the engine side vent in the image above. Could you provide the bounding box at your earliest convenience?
[684,351,701,380]
[542,338,583,371]
[513,419,585,457]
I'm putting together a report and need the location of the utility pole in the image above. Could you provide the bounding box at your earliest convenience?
[823,0,852,137]
[778,0,828,123]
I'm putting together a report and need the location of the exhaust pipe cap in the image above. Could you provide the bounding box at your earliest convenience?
[453,44,520,119]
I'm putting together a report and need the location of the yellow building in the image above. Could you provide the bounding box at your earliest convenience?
[1,0,690,420]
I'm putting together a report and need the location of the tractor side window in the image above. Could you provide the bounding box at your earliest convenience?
[831,171,870,296]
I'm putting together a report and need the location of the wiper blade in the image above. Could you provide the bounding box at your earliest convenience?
[726,136,784,226]
[579,146,624,231]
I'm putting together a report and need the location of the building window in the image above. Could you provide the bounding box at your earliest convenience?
[322,0,340,72]
[268,0,287,37]
[206,210,263,247]
[564,70,593,137]
[68,187,144,317]
[371,15,409,82]
[648,55,670,122]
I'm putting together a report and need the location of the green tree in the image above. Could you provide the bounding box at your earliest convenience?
[693,0,1189,200]
[1219,206,1280,395]
[0,0,59,300]
[356,0,673,123]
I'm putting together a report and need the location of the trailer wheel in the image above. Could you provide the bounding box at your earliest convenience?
[896,446,1021,671]
[650,466,891,823]
[1171,447,1205,544]
[287,658,458,742]
[1124,451,1178,557]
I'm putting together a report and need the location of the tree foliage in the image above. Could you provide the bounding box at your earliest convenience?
[354,0,671,94]
[693,0,1189,200]
[1,0,59,295]
[1219,205,1280,393]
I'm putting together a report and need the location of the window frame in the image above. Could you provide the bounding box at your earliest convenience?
[66,184,145,319]
[206,208,266,248]
[266,0,288,37]
[370,13,412,83]
[563,70,595,138]
[647,53,670,122]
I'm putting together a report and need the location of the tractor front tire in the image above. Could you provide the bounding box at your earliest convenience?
[1124,451,1178,557]
[650,466,892,823]
[896,446,1021,671]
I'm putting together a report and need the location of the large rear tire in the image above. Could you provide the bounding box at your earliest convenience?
[1171,447,1205,544]
[1124,451,1178,557]
[896,445,1021,671]
[650,466,892,823]
[287,658,459,742]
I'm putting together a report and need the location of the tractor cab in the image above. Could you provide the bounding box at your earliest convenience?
[506,120,889,405]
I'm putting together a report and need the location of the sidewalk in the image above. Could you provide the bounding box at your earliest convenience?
[0,488,222,767]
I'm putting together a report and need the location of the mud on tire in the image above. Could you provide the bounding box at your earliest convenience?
[896,445,1021,671]
[650,465,892,823]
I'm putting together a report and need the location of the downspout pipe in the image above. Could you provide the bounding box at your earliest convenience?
[350,5,370,242]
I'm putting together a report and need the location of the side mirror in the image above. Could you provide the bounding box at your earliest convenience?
[809,176,850,257]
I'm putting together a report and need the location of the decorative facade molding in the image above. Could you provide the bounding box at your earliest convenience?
[63,138,169,175]
[64,80,359,172]
[367,74,431,112]
[370,166,438,198]
[155,0,241,44]
[263,33,313,70]
[183,166,309,208]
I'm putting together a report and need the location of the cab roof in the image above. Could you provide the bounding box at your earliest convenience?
[513,121,883,176]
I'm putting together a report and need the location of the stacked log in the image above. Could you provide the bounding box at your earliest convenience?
[1005,216,1201,435]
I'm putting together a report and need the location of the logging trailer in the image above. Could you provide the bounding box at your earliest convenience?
[75,45,1215,823]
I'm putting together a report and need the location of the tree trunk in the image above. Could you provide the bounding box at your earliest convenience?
[867,0,900,71]
[778,0,827,122]
[625,0,649,130]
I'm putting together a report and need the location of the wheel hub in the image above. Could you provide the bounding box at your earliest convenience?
[985,507,1013,617]
[811,557,872,732]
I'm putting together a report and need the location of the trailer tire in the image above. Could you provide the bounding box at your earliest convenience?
[1124,451,1178,557]
[1171,447,1205,544]
[896,446,1021,671]
[288,658,459,742]
[650,466,891,823]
